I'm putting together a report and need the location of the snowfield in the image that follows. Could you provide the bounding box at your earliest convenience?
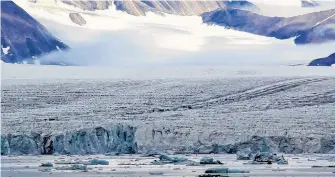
[1,64,335,155]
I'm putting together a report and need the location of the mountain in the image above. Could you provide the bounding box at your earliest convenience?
[309,53,335,66]
[1,1,69,64]
[202,8,335,44]
[55,0,260,16]
[295,13,335,44]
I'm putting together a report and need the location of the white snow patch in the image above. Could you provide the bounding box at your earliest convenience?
[313,13,335,28]
[2,46,10,55]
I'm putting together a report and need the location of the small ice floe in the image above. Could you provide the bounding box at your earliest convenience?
[40,162,54,167]
[55,164,88,172]
[151,154,199,165]
[242,152,288,165]
[88,159,109,165]
[277,157,289,165]
[149,171,164,175]
[203,167,250,174]
[200,157,223,165]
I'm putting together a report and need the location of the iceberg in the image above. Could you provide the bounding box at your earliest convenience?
[88,159,109,165]
[200,157,222,164]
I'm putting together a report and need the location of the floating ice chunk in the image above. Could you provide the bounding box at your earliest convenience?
[40,162,54,167]
[151,154,198,165]
[89,159,109,165]
[228,169,250,173]
[159,154,188,163]
[55,164,88,171]
[277,155,289,164]
[149,171,164,175]
[236,148,252,160]
[200,157,222,164]
[205,167,249,174]
[205,167,229,173]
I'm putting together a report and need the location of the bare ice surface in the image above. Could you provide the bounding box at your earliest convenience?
[1,64,335,155]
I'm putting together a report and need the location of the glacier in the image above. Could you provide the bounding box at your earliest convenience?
[1,124,137,155]
[1,64,335,155]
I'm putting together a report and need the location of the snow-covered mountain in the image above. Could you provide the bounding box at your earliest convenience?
[1,1,69,64]
[202,8,335,44]
[2,0,334,65]
[53,0,260,16]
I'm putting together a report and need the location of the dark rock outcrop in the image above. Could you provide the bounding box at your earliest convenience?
[223,0,260,13]
[202,8,335,45]
[69,13,86,26]
[1,1,69,63]
[301,0,320,8]
[309,53,335,66]
[60,0,259,16]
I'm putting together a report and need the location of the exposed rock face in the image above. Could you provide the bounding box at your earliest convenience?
[1,1,69,63]
[61,0,112,11]
[223,0,260,13]
[59,0,260,16]
[301,0,320,8]
[295,16,335,44]
[62,0,227,16]
[309,53,335,66]
[202,8,335,44]
[69,13,86,26]
[1,124,137,155]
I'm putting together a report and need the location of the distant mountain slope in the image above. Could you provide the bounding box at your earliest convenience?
[1,1,69,63]
[295,13,335,44]
[202,8,335,44]
[301,0,320,8]
[59,0,259,16]
[309,53,335,66]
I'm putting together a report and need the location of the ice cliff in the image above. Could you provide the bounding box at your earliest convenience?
[2,126,335,155]
[1,124,137,155]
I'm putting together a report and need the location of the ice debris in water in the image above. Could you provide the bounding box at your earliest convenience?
[205,167,250,174]
[55,164,88,171]
[236,148,252,160]
[89,159,109,165]
[149,171,164,175]
[242,151,288,165]
[40,162,54,167]
[200,157,222,164]
[151,154,198,165]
